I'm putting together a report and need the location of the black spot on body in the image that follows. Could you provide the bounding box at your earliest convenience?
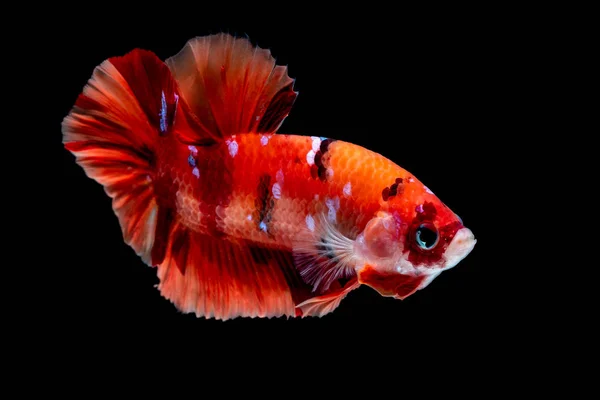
[255,173,275,233]
[314,152,322,167]
[310,164,319,179]
[382,177,405,201]
[310,139,337,182]
[320,139,333,154]
[382,187,390,201]
[318,166,327,181]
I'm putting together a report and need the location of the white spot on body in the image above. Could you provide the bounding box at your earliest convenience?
[188,145,198,155]
[305,214,315,232]
[247,214,253,221]
[259,221,268,232]
[260,135,269,146]
[408,177,415,183]
[311,136,321,152]
[276,169,284,184]
[272,183,282,199]
[425,186,434,194]
[326,168,334,181]
[306,150,315,165]
[228,140,238,157]
[192,167,200,178]
[343,182,352,197]
[326,197,340,223]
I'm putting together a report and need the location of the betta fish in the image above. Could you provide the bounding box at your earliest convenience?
[62,33,476,320]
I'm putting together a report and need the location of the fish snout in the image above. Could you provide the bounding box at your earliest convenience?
[443,227,476,270]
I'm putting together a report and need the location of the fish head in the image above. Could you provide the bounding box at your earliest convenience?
[354,179,476,299]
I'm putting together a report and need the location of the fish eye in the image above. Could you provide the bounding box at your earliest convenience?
[415,223,439,250]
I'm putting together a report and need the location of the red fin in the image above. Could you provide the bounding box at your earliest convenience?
[165,33,297,144]
[358,265,426,300]
[156,224,315,320]
[295,278,360,317]
[109,49,181,135]
[62,49,180,263]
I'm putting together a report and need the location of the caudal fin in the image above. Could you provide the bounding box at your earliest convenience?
[62,49,182,264]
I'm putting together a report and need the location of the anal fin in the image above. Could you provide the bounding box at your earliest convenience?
[154,216,362,319]
[156,224,311,320]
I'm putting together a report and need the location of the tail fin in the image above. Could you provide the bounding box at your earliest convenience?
[62,49,181,264]
[165,33,298,144]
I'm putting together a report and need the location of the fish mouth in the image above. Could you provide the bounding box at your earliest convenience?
[443,227,476,270]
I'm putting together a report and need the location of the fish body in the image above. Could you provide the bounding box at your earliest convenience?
[62,33,476,320]
[159,133,398,247]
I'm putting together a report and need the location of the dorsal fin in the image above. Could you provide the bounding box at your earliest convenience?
[165,33,298,144]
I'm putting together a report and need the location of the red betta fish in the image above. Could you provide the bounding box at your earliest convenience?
[62,33,476,320]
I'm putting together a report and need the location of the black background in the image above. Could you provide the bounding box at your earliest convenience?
[49,8,537,367]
